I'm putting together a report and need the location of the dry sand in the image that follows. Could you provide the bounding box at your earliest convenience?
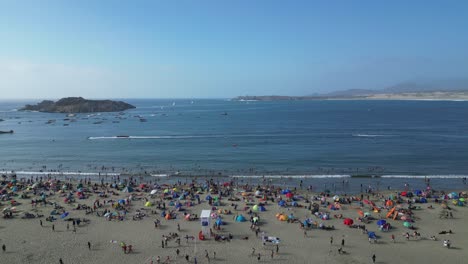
[0,182,467,264]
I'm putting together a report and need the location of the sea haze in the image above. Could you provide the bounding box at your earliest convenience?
[1,99,468,178]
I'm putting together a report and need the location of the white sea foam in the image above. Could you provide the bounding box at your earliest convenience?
[150,174,169,177]
[0,171,120,176]
[381,175,467,179]
[352,134,394,137]
[231,175,351,179]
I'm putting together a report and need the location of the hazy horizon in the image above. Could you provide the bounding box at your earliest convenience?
[1,1,468,99]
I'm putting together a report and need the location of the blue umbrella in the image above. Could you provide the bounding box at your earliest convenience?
[60,212,69,219]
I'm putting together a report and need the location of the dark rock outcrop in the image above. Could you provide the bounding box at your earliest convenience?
[21,97,136,113]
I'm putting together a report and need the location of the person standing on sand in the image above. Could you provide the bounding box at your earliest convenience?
[88,241,91,250]
[40,220,43,227]
[59,258,63,264]
[276,244,279,254]
[372,254,376,263]
[271,250,274,259]
[391,234,395,243]
[257,253,261,262]
[2,244,5,252]
[252,247,256,256]
[176,248,180,256]
[341,238,345,247]
[52,224,55,231]
[330,236,333,245]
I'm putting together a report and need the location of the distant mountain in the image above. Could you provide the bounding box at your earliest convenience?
[325,79,468,96]
[21,97,136,113]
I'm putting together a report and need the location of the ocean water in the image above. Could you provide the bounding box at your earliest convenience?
[1,99,467,192]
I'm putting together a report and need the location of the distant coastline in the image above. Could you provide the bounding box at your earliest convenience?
[233,91,468,101]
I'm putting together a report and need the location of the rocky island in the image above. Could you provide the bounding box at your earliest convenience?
[20,97,136,113]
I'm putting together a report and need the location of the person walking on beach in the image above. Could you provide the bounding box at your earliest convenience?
[40,220,43,227]
[59,258,63,264]
[391,234,395,243]
[177,223,180,231]
[372,254,376,263]
[213,251,216,259]
[271,250,274,259]
[257,253,261,262]
[341,238,345,247]
[88,241,91,250]
[67,223,69,231]
[52,224,55,231]
[2,244,5,252]
[330,236,333,245]
[276,244,279,254]
[176,248,180,256]
[252,247,256,256]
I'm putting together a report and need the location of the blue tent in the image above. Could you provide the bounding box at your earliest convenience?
[259,205,266,212]
[414,190,422,196]
[377,220,386,226]
[420,198,427,203]
[61,212,69,219]
[368,232,377,239]
[278,200,286,207]
[175,203,182,209]
[291,201,298,207]
[236,215,246,222]
[281,190,291,195]
[205,195,212,201]
[118,199,126,204]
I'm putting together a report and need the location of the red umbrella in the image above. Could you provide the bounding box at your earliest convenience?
[286,193,294,199]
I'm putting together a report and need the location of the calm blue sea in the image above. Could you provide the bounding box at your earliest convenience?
[1,99,467,192]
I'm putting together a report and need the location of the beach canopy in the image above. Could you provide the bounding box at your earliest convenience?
[122,186,133,193]
[236,215,246,222]
[343,218,353,226]
[377,219,386,226]
[403,221,412,228]
[252,204,263,211]
[278,214,288,221]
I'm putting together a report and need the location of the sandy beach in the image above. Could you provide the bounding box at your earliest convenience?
[1,175,467,264]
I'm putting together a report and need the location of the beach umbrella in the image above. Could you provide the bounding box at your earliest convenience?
[118,199,126,204]
[343,218,353,226]
[253,205,260,211]
[285,193,294,199]
[145,201,152,207]
[459,198,466,202]
[368,232,377,239]
[281,189,291,195]
[60,212,69,219]
[333,195,340,201]
[377,220,386,226]
[205,195,212,201]
[216,218,223,226]
[150,190,157,195]
[278,200,286,207]
[403,221,412,228]
[259,205,266,212]
[184,214,191,220]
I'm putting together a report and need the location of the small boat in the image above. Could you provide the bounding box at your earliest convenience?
[116,135,130,138]
[139,118,147,122]
[0,130,14,134]
[93,121,103,124]
[221,112,228,116]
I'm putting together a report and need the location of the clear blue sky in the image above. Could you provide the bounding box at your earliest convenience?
[1,0,467,98]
